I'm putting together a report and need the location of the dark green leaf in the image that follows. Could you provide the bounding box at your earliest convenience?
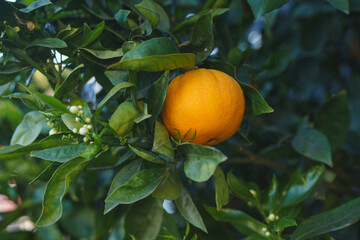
[280,165,325,207]
[128,145,170,164]
[179,143,227,182]
[152,170,180,200]
[181,13,213,64]
[0,140,75,159]
[213,167,229,211]
[172,8,229,33]
[326,0,349,14]
[105,168,167,210]
[105,159,142,213]
[108,38,196,72]
[241,83,274,116]
[36,157,89,226]
[205,206,267,238]
[29,162,62,185]
[174,184,207,233]
[125,197,163,240]
[114,9,131,28]
[21,84,70,113]
[273,217,297,232]
[19,0,52,13]
[104,70,129,85]
[31,143,88,162]
[5,25,22,46]
[10,111,46,146]
[133,103,152,123]
[152,121,174,160]
[80,21,105,48]
[292,197,360,240]
[93,82,134,122]
[54,64,84,99]
[80,48,123,59]
[146,70,169,128]
[136,0,160,30]
[26,38,67,49]
[267,175,279,211]
[314,90,350,150]
[247,0,290,18]
[227,171,254,202]
[4,92,42,110]
[291,128,333,167]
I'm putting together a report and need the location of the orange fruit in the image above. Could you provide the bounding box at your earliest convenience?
[161,68,245,146]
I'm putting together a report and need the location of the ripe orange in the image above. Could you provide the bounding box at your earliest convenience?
[161,68,245,146]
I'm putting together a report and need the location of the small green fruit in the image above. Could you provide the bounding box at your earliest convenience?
[109,101,139,137]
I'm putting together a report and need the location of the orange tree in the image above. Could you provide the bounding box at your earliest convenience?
[0,0,360,239]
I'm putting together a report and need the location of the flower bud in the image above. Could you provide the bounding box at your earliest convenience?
[75,117,81,122]
[268,213,276,222]
[79,127,88,135]
[85,117,91,123]
[78,110,84,115]
[72,128,78,134]
[49,128,57,135]
[83,137,88,142]
[265,231,271,237]
[69,106,79,114]
[86,125,92,130]
[78,105,83,110]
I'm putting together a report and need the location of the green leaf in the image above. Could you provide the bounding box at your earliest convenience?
[280,165,325,208]
[178,143,227,182]
[26,38,67,49]
[93,82,134,123]
[29,162,61,185]
[0,140,74,159]
[5,26,22,46]
[291,128,333,167]
[61,113,83,130]
[21,84,70,113]
[80,48,123,59]
[292,197,360,240]
[104,70,129,85]
[19,0,52,13]
[128,145,170,164]
[108,38,196,72]
[174,184,207,233]
[227,171,254,202]
[326,0,349,14]
[172,8,229,33]
[180,13,214,64]
[4,92,42,110]
[105,159,143,213]
[135,0,160,31]
[273,217,297,232]
[36,157,89,226]
[152,121,174,160]
[30,143,88,162]
[125,198,163,240]
[267,175,279,211]
[80,21,105,48]
[213,167,229,211]
[152,170,180,200]
[105,168,167,210]
[247,0,290,18]
[314,90,350,150]
[146,70,169,128]
[205,206,267,238]
[240,83,274,116]
[10,111,46,146]
[133,103,152,123]
[54,64,84,99]
[114,9,131,28]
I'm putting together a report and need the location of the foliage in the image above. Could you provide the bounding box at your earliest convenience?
[0,0,360,239]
